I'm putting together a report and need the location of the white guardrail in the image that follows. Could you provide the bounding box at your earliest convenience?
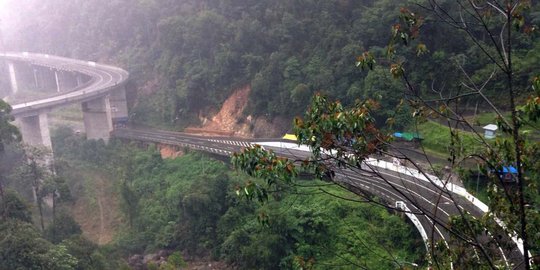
[395,201,430,250]
[362,158,527,257]
[256,141,527,257]
[3,52,129,116]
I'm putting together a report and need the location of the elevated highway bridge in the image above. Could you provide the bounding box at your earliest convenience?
[1,52,128,147]
[1,52,526,269]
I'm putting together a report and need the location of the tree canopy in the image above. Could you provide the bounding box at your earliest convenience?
[2,0,521,128]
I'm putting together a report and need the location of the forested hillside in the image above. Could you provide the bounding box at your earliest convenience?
[0,120,424,269]
[5,0,538,130]
[52,128,424,269]
[1,0,540,269]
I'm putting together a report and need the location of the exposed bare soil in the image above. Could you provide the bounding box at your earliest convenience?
[70,171,121,245]
[186,85,252,137]
[186,85,290,138]
[157,143,185,159]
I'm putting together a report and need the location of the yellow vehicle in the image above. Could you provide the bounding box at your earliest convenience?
[282,133,298,141]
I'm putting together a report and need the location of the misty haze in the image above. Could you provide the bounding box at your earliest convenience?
[0,1,539,270]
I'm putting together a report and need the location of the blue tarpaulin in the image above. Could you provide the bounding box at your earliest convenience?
[393,132,423,141]
[502,166,517,174]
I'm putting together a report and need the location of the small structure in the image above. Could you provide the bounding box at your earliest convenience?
[487,165,518,183]
[393,132,424,142]
[500,166,518,182]
[282,133,298,141]
[483,124,498,139]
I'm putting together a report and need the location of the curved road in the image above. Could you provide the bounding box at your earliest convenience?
[112,128,525,268]
[2,53,525,269]
[1,52,128,117]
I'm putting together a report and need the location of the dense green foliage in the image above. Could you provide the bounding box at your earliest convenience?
[5,1,539,130]
[0,189,112,270]
[51,128,424,269]
[2,0,540,268]
[0,218,77,270]
[3,1,538,132]
[0,100,21,152]
[0,132,127,269]
[0,191,124,269]
[7,0,539,129]
[232,1,540,268]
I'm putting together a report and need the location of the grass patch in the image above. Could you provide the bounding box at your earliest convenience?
[413,120,483,157]
[466,112,511,127]
[466,112,540,140]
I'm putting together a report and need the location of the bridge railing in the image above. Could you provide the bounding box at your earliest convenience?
[2,52,129,117]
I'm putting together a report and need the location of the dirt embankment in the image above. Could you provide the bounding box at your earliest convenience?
[157,143,184,159]
[185,85,252,137]
[186,85,289,138]
[70,171,121,245]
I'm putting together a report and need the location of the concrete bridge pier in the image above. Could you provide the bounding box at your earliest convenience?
[55,70,79,92]
[7,61,19,94]
[7,62,37,93]
[32,67,55,90]
[75,73,92,87]
[32,68,40,88]
[82,96,113,141]
[110,86,129,121]
[54,71,61,92]
[40,67,60,92]
[16,113,54,179]
[18,113,52,148]
[76,74,84,86]
[10,64,59,93]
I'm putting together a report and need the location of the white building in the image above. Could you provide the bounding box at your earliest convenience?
[483,124,498,139]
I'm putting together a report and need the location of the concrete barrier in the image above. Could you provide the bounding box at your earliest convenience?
[255,142,525,256]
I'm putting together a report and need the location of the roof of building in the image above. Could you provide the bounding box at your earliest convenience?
[502,166,518,174]
[393,132,423,141]
[483,124,498,131]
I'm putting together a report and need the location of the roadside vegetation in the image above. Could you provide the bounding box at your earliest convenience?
[0,135,128,269]
[6,0,539,132]
[1,0,539,268]
[48,126,425,269]
[413,120,481,157]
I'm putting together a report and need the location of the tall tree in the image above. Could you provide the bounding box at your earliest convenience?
[16,146,52,231]
[0,100,20,220]
[234,1,540,269]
